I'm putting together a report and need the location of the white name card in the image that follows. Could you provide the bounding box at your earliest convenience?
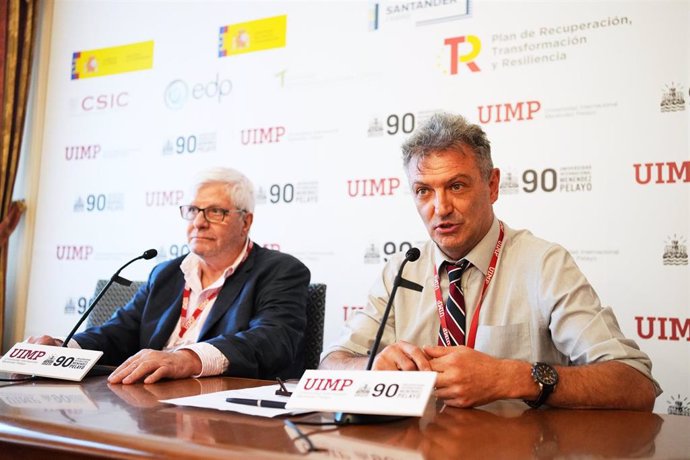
[286,370,437,417]
[0,343,103,381]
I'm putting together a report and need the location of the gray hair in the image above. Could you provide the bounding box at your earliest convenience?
[191,167,255,213]
[401,113,493,180]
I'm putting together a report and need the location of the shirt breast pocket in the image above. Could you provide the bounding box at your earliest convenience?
[474,323,532,362]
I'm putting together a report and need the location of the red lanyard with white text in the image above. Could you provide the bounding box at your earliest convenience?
[178,240,254,338]
[178,288,219,338]
[433,221,504,349]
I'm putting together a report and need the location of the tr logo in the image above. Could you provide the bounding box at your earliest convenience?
[444,35,481,74]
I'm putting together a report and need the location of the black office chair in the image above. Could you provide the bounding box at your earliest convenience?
[304,283,327,370]
[86,279,145,328]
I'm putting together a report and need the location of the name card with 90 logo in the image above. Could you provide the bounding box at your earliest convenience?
[0,343,103,381]
[286,370,437,417]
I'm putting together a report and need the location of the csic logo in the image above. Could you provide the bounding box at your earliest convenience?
[660,82,685,113]
[635,316,690,341]
[667,395,690,416]
[240,126,286,145]
[65,145,100,161]
[74,92,129,112]
[663,235,688,266]
[478,100,541,123]
[145,190,184,207]
[164,73,232,110]
[633,161,690,184]
[56,245,93,260]
[347,178,401,197]
[444,35,481,74]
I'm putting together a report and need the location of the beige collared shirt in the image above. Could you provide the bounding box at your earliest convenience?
[323,218,659,393]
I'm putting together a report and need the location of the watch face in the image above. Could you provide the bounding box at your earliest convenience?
[534,363,558,386]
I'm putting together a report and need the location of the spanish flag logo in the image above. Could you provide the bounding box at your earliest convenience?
[219,15,287,57]
[71,40,154,80]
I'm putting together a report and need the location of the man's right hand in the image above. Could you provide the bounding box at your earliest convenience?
[320,342,432,371]
[26,335,63,347]
[372,341,431,371]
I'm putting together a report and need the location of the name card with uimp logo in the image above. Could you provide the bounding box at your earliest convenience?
[0,343,102,381]
[285,370,437,417]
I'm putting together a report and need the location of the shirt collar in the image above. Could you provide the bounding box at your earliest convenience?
[433,217,499,276]
[180,238,251,292]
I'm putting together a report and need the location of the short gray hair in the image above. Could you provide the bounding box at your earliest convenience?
[191,167,255,213]
[401,113,493,180]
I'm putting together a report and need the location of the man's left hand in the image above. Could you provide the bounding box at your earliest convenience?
[108,349,202,384]
[425,345,516,408]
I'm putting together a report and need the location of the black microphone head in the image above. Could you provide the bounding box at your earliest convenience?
[142,249,158,260]
[405,247,421,262]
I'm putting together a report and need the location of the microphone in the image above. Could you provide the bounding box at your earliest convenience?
[335,247,423,425]
[62,249,157,347]
[365,247,421,370]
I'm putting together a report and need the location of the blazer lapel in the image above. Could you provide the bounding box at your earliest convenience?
[148,272,186,350]
[198,250,255,339]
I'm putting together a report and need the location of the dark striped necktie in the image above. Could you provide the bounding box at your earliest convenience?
[438,259,471,346]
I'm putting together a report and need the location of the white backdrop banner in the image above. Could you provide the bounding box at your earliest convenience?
[23,0,688,414]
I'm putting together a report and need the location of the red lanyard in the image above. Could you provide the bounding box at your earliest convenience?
[178,240,254,338]
[433,221,505,349]
[178,289,219,338]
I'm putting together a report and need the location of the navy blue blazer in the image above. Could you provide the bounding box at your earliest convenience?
[74,245,310,379]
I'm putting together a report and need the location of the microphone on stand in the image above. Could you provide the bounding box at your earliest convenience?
[62,249,157,348]
[335,247,423,425]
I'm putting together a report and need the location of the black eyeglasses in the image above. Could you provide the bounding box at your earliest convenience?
[179,205,245,223]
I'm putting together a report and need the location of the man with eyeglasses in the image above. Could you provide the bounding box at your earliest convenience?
[28,167,310,384]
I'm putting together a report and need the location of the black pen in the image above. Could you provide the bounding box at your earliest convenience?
[226,397,287,409]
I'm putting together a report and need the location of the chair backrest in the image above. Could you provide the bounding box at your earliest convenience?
[304,283,327,370]
[85,279,327,369]
[87,279,145,328]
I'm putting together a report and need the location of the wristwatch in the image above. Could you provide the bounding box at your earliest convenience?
[525,362,558,408]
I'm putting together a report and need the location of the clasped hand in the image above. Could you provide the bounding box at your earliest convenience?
[372,341,508,408]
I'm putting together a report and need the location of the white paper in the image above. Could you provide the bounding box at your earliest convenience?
[161,383,305,418]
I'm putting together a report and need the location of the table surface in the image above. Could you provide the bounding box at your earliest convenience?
[0,374,688,459]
